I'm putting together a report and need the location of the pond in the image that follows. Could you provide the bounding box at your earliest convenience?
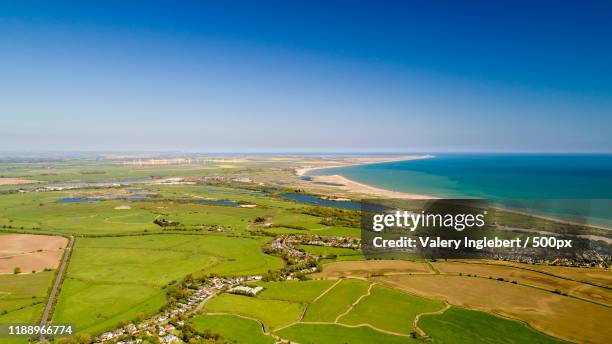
[57,197,101,203]
[279,193,360,210]
[191,199,241,206]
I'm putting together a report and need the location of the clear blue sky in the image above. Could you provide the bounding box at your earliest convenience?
[1,0,611,153]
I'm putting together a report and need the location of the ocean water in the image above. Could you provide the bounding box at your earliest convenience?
[312,154,612,227]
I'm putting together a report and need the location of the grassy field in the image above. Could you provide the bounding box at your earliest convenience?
[264,226,360,237]
[419,307,565,343]
[253,280,336,303]
[276,323,415,344]
[0,272,54,344]
[191,314,274,344]
[298,245,363,262]
[302,279,370,322]
[52,234,283,334]
[0,271,53,323]
[0,183,360,237]
[339,284,444,334]
[205,294,303,330]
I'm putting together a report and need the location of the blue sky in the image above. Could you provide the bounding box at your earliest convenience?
[1,0,611,152]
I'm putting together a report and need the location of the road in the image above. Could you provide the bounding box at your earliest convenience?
[39,235,74,341]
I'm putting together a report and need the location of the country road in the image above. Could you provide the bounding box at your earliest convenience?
[39,235,74,341]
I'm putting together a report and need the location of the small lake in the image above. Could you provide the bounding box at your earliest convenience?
[57,197,101,203]
[280,193,360,210]
[191,199,241,206]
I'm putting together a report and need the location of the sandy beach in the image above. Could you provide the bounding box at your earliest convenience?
[294,154,433,176]
[313,174,435,199]
[295,155,435,199]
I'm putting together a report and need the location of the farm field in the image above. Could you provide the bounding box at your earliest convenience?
[302,279,370,322]
[205,294,303,330]
[52,234,283,334]
[419,307,565,344]
[276,323,414,344]
[253,280,336,303]
[476,259,612,287]
[338,284,444,334]
[311,260,432,279]
[298,245,363,262]
[376,274,611,343]
[0,271,53,323]
[202,274,581,344]
[190,314,274,344]
[0,234,67,273]
[432,261,612,305]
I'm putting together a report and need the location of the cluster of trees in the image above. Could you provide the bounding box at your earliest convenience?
[55,333,92,344]
[302,206,360,227]
[153,218,180,227]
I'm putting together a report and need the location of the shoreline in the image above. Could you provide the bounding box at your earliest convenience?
[295,157,612,231]
[295,155,435,199]
[294,154,433,177]
[312,174,435,199]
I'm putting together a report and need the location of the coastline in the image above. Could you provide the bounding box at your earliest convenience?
[295,157,612,230]
[294,154,433,176]
[312,174,435,199]
[295,155,436,199]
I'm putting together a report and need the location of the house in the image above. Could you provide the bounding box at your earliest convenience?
[229,285,264,295]
[100,332,114,340]
[162,334,182,343]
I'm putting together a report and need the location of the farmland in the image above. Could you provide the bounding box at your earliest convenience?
[338,284,444,334]
[205,294,303,330]
[190,314,274,344]
[0,157,610,343]
[52,234,283,334]
[432,261,612,305]
[0,234,68,273]
[0,271,53,323]
[311,260,432,279]
[376,274,611,343]
[253,280,336,303]
[302,279,370,322]
[419,307,565,343]
[276,323,415,344]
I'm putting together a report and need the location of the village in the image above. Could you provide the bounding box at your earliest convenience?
[93,232,361,344]
[95,275,264,344]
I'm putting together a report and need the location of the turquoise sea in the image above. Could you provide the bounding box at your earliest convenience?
[312,154,612,227]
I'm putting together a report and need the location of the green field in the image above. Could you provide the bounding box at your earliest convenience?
[302,279,370,322]
[276,323,415,344]
[254,280,335,303]
[339,284,444,334]
[0,272,54,344]
[52,234,283,334]
[0,182,360,237]
[419,307,566,343]
[191,314,274,344]
[0,271,53,323]
[298,245,363,261]
[205,294,302,330]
